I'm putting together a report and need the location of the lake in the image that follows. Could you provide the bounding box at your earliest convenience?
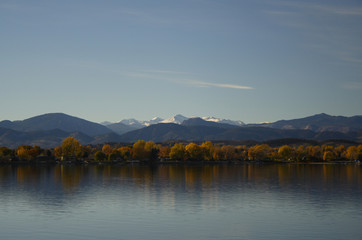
[0,163,361,240]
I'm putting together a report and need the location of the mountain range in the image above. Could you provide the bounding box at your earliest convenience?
[103,114,244,135]
[0,113,361,148]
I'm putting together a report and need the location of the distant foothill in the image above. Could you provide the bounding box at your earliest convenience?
[0,112,361,149]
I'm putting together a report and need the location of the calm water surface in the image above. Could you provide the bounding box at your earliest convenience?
[0,164,361,240]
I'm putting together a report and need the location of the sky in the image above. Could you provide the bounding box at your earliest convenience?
[1,0,361,124]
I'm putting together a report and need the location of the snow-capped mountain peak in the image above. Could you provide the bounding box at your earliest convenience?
[120,118,142,126]
[145,117,164,126]
[107,114,244,128]
[100,121,113,126]
[201,117,244,126]
[161,114,189,124]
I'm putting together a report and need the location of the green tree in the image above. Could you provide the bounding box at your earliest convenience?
[94,150,107,162]
[0,147,13,161]
[323,151,335,161]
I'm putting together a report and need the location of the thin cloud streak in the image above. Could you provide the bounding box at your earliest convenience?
[127,70,253,90]
[191,81,253,90]
[64,61,254,91]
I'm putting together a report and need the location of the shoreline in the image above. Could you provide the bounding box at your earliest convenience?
[0,159,359,166]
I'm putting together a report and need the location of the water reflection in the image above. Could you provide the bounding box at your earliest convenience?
[1,164,362,240]
[1,164,361,200]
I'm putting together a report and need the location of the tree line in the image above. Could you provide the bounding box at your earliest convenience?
[0,137,362,163]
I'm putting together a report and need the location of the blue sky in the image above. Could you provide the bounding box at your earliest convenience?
[1,0,361,123]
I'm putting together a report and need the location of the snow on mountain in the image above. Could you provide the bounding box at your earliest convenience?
[144,117,164,126]
[116,117,164,128]
[201,117,244,126]
[104,115,244,128]
[119,119,145,129]
[161,114,189,124]
[100,121,113,126]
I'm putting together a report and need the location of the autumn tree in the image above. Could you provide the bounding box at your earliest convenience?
[132,140,146,159]
[345,146,357,161]
[212,146,223,161]
[221,145,237,160]
[169,143,185,161]
[102,144,113,156]
[158,145,171,159]
[80,145,92,159]
[334,145,346,159]
[306,146,322,161]
[28,145,41,159]
[278,145,293,161]
[61,137,81,161]
[108,149,122,162]
[322,146,335,161]
[295,145,307,162]
[54,146,62,159]
[145,141,158,161]
[248,144,272,161]
[236,145,248,161]
[201,141,214,161]
[119,146,131,160]
[16,146,31,160]
[185,143,203,161]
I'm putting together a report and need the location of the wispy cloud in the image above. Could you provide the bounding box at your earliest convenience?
[190,81,253,90]
[128,69,253,90]
[139,69,189,75]
[65,60,254,90]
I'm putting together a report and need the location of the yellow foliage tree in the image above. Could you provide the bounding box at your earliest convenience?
[345,146,357,161]
[118,146,132,160]
[16,146,31,160]
[159,146,171,159]
[201,141,214,161]
[132,140,146,159]
[248,144,272,161]
[169,143,185,160]
[102,144,113,155]
[185,143,203,161]
[61,137,81,161]
[278,145,293,161]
